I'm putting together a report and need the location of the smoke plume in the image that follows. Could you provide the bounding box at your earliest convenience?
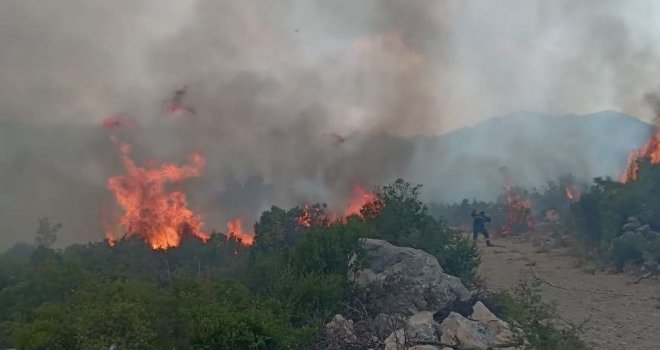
[2,0,660,248]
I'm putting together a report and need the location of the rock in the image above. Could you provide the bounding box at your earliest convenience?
[324,314,358,348]
[374,313,407,339]
[470,301,515,344]
[383,329,406,350]
[440,312,494,349]
[352,239,472,316]
[406,311,441,343]
[408,346,442,350]
[439,307,518,350]
[384,311,442,349]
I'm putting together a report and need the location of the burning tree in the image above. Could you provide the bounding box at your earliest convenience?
[621,129,660,183]
[226,218,255,246]
[106,143,209,249]
[500,187,534,235]
[499,167,534,235]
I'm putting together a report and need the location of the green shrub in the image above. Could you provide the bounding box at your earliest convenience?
[438,236,481,284]
[185,300,309,350]
[494,279,590,350]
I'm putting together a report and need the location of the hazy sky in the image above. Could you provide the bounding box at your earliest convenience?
[2,0,660,248]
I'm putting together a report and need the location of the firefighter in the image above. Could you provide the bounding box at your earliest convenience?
[471,209,493,247]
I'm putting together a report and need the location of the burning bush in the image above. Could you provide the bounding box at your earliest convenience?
[569,159,660,271]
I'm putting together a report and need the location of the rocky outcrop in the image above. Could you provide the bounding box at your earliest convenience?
[382,302,517,350]
[325,239,517,349]
[352,239,472,316]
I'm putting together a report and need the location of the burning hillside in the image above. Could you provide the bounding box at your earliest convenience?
[105,142,208,249]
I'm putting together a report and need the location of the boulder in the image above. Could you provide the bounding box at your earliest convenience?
[374,313,407,339]
[406,311,441,343]
[384,311,442,349]
[352,239,472,316]
[440,312,493,349]
[324,314,358,349]
[470,301,515,344]
[439,308,518,350]
[383,329,406,350]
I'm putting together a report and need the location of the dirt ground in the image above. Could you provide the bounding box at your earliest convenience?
[477,235,660,350]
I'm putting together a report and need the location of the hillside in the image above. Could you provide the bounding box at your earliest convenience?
[410,110,655,202]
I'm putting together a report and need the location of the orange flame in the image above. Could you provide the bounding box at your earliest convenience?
[565,185,580,201]
[343,183,377,218]
[296,183,377,228]
[106,143,208,249]
[297,203,332,228]
[226,218,255,246]
[500,166,534,235]
[621,129,660,183]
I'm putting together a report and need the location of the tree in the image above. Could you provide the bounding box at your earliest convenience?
[34,218,61,249]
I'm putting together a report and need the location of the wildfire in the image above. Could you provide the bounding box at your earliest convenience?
[297,203,333,228]
[226,218,255,246]
[296,183,377,228]
[106,143,208,249]
[344,183,377,217]
[500,166,534,235]
[621,128,660,183]
[564,185,580,201]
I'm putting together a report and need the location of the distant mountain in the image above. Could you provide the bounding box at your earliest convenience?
[407,110,655,202]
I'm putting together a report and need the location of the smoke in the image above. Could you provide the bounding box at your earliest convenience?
[2,0,660,248]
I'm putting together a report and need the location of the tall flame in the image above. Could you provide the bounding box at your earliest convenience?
[106,143,208,249]
[343,183,377,218]
[621,129,660,183]
[226,218,255,246]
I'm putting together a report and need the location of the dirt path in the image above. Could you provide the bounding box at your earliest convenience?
[477,236,660,350]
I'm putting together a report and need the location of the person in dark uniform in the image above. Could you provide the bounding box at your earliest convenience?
[471,209,493,247]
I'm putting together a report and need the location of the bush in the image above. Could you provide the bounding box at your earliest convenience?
[493,279,590,350]
[439,235,481,283]
[364,178,481,283]
[569,160,660,268]
[185,299,309,349]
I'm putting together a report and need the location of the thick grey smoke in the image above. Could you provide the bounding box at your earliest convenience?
[2,0,660,248]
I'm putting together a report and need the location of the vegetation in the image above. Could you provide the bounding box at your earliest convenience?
[490,279,590,350]
[363,179,481,282]
[569,160,660,270]
[0,178,482,349]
